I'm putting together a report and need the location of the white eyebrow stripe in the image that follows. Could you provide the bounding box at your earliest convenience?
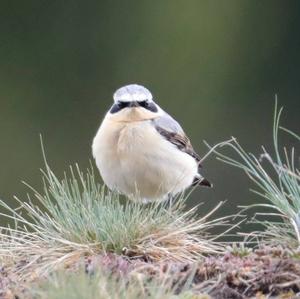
[116,93,149,102]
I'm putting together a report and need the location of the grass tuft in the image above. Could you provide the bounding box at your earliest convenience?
[206,100,300,248]
[0,149,231,279]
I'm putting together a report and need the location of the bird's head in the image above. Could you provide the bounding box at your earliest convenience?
[108,84,161,122]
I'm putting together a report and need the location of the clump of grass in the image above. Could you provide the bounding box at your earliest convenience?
[24,267,210,299]
[0,146,232,279]
[225,242,253,258]
[207,101,300,248]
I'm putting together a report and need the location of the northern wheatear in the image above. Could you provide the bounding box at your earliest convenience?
[92,84,211,202]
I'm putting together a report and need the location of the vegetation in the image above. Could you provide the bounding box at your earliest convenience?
[0,103,299,298]
[24,267,206,299]
[208,102,300,248]
[0,164,231,279]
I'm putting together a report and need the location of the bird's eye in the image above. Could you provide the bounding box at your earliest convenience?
[139,100,158,113]
[117,102,130,109]
[110,101,129,114]
[139,100,149,108]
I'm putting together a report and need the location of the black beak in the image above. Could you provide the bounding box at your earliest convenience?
[129,101,139,107]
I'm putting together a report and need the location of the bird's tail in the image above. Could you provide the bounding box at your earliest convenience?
[192,175,213,188]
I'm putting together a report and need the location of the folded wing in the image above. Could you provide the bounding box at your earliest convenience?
[152,113,212,188]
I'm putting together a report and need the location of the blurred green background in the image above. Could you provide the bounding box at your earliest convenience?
[0,0,299,219]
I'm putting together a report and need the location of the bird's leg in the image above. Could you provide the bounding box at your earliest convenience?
[166,193,174,211]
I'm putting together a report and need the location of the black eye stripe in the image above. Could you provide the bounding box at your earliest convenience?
[110,102,130,114]
[141,101,158,112]
[110,101,158,114]
[118,102,130,108]
[138,101,148,108]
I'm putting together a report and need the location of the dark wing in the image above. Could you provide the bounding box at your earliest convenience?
[153,113,212,187]
[152,113,202,167]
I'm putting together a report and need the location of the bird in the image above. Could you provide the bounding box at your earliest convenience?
[92,84,212,202]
